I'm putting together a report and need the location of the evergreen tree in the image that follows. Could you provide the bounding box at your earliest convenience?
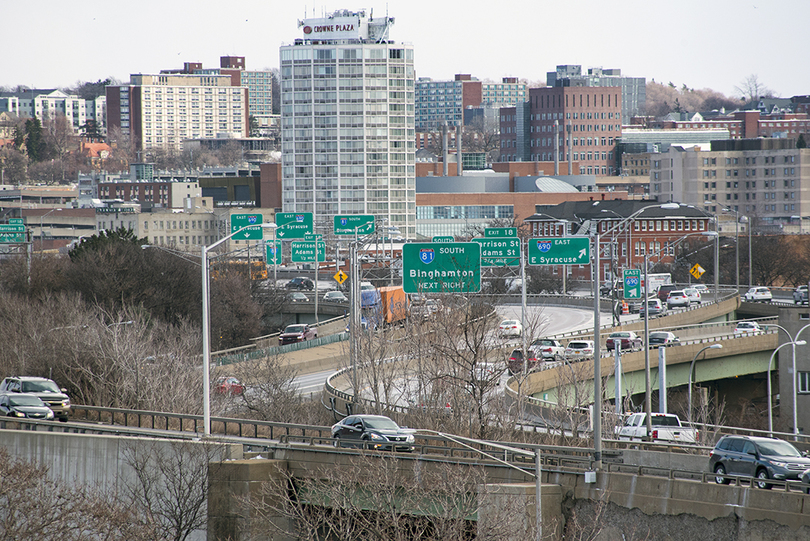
[798,133,807,149]
[24,117,44,162]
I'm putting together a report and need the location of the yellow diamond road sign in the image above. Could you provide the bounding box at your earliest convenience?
[334,270,348,284]
[690,263,705,280]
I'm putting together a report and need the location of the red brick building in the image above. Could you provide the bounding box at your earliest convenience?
[500,86,622,176]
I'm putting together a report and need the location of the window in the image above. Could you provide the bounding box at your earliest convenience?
[802,372,810,393]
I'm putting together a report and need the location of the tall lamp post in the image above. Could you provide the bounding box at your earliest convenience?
[591,202,679,468]
[722,207,740,294]
[687,344,724,424]
[39,208,61,248]
[202,222,276,436]
[765,323,810,437]
[768,340,807,437]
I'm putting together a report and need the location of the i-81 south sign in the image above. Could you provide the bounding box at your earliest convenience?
[402,242,480,294]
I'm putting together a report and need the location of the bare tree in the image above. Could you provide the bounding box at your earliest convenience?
[735,74,775,104]
[245,453,530,541]
[123,439,227,541]
[0,447,156,540]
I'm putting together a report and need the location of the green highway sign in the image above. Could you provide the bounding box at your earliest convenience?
[623,269,642,299]
[402,242,481,294]
[276,212,313,239]
[291,240,326,263]
[472,237,521,267]
[0,225,25,233]
[484,227,517,238]
[230,214,264,240]
[265,240,282,265]
[334,214,375,236]
[432,236,454,243]
[304,233,322,241]
[0,232,25,244]
[9,219,23,225]
[528,236,590,265]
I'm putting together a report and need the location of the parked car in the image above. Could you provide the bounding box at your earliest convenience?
[0,393,55,420]
[656,284,679,302]
[564,340,595,361]
[498,319,523,339]
[530,338,566,362]
[794,285,808,305]
[743,286,772,302]
[323,290,348,303]
[684,287,702,304]
[648,331,680,347]
[286,277,314,290]
[639,298,666,317]
[331,414,416,452]
[288,292,309,303]
[605,331,642,352]
[734,321,763,335]
[666,290,690,309]
[709,435,810,489]
[0,376,70,421]
[279,324,318,345]
[214,376,244,396]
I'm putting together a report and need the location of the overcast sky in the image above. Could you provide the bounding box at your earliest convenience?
[4,0,808,99]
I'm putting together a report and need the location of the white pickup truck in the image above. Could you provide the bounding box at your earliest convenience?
[616,413,699,444]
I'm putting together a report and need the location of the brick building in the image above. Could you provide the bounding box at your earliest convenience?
[500,86,622,176]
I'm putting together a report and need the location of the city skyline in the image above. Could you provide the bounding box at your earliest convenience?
[4,0,810,100]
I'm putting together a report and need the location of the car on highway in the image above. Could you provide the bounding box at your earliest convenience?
[648,331,680,347]
[0,376,70,421]
[743,286,772,302]
[286,277,314,291]
[0,393,55,420]
[794,285,808,305]
[279,324,318,345]
[323,290,348,303]
[684,287,702,304]
[605,331,642,352]
[639,298,666,317]
[331,414,416,452]
[530,338,566,361]
[288,292,309,303]
[214,376,244,396]
[666,290,690,309]
[656,284,678,302]
[734,321,763,335]
[709,435,810,489]
[498,319,523,339]
[507,348,541,375]
[693,284,709,295]
[564,340,595,361]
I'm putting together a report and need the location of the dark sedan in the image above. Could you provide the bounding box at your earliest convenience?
[331,414,416,452]
[278,324,317,345]
[0,393,55,420]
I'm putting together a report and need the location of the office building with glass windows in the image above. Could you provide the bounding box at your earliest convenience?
[279,9,416,237]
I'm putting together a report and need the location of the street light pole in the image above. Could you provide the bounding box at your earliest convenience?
[687,344,723,424]
[723,208,739,294]
[765,323,810,437]
[202,222,276,436]
[768,340,806,437]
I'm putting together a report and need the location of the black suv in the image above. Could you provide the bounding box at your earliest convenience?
[656,284,678,302]
[708,435,810,489]
[0,376,71,421]
[286,277,314,290]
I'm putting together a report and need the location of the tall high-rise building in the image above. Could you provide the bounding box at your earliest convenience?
[280,9,415,237]
[107,74,248,151]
